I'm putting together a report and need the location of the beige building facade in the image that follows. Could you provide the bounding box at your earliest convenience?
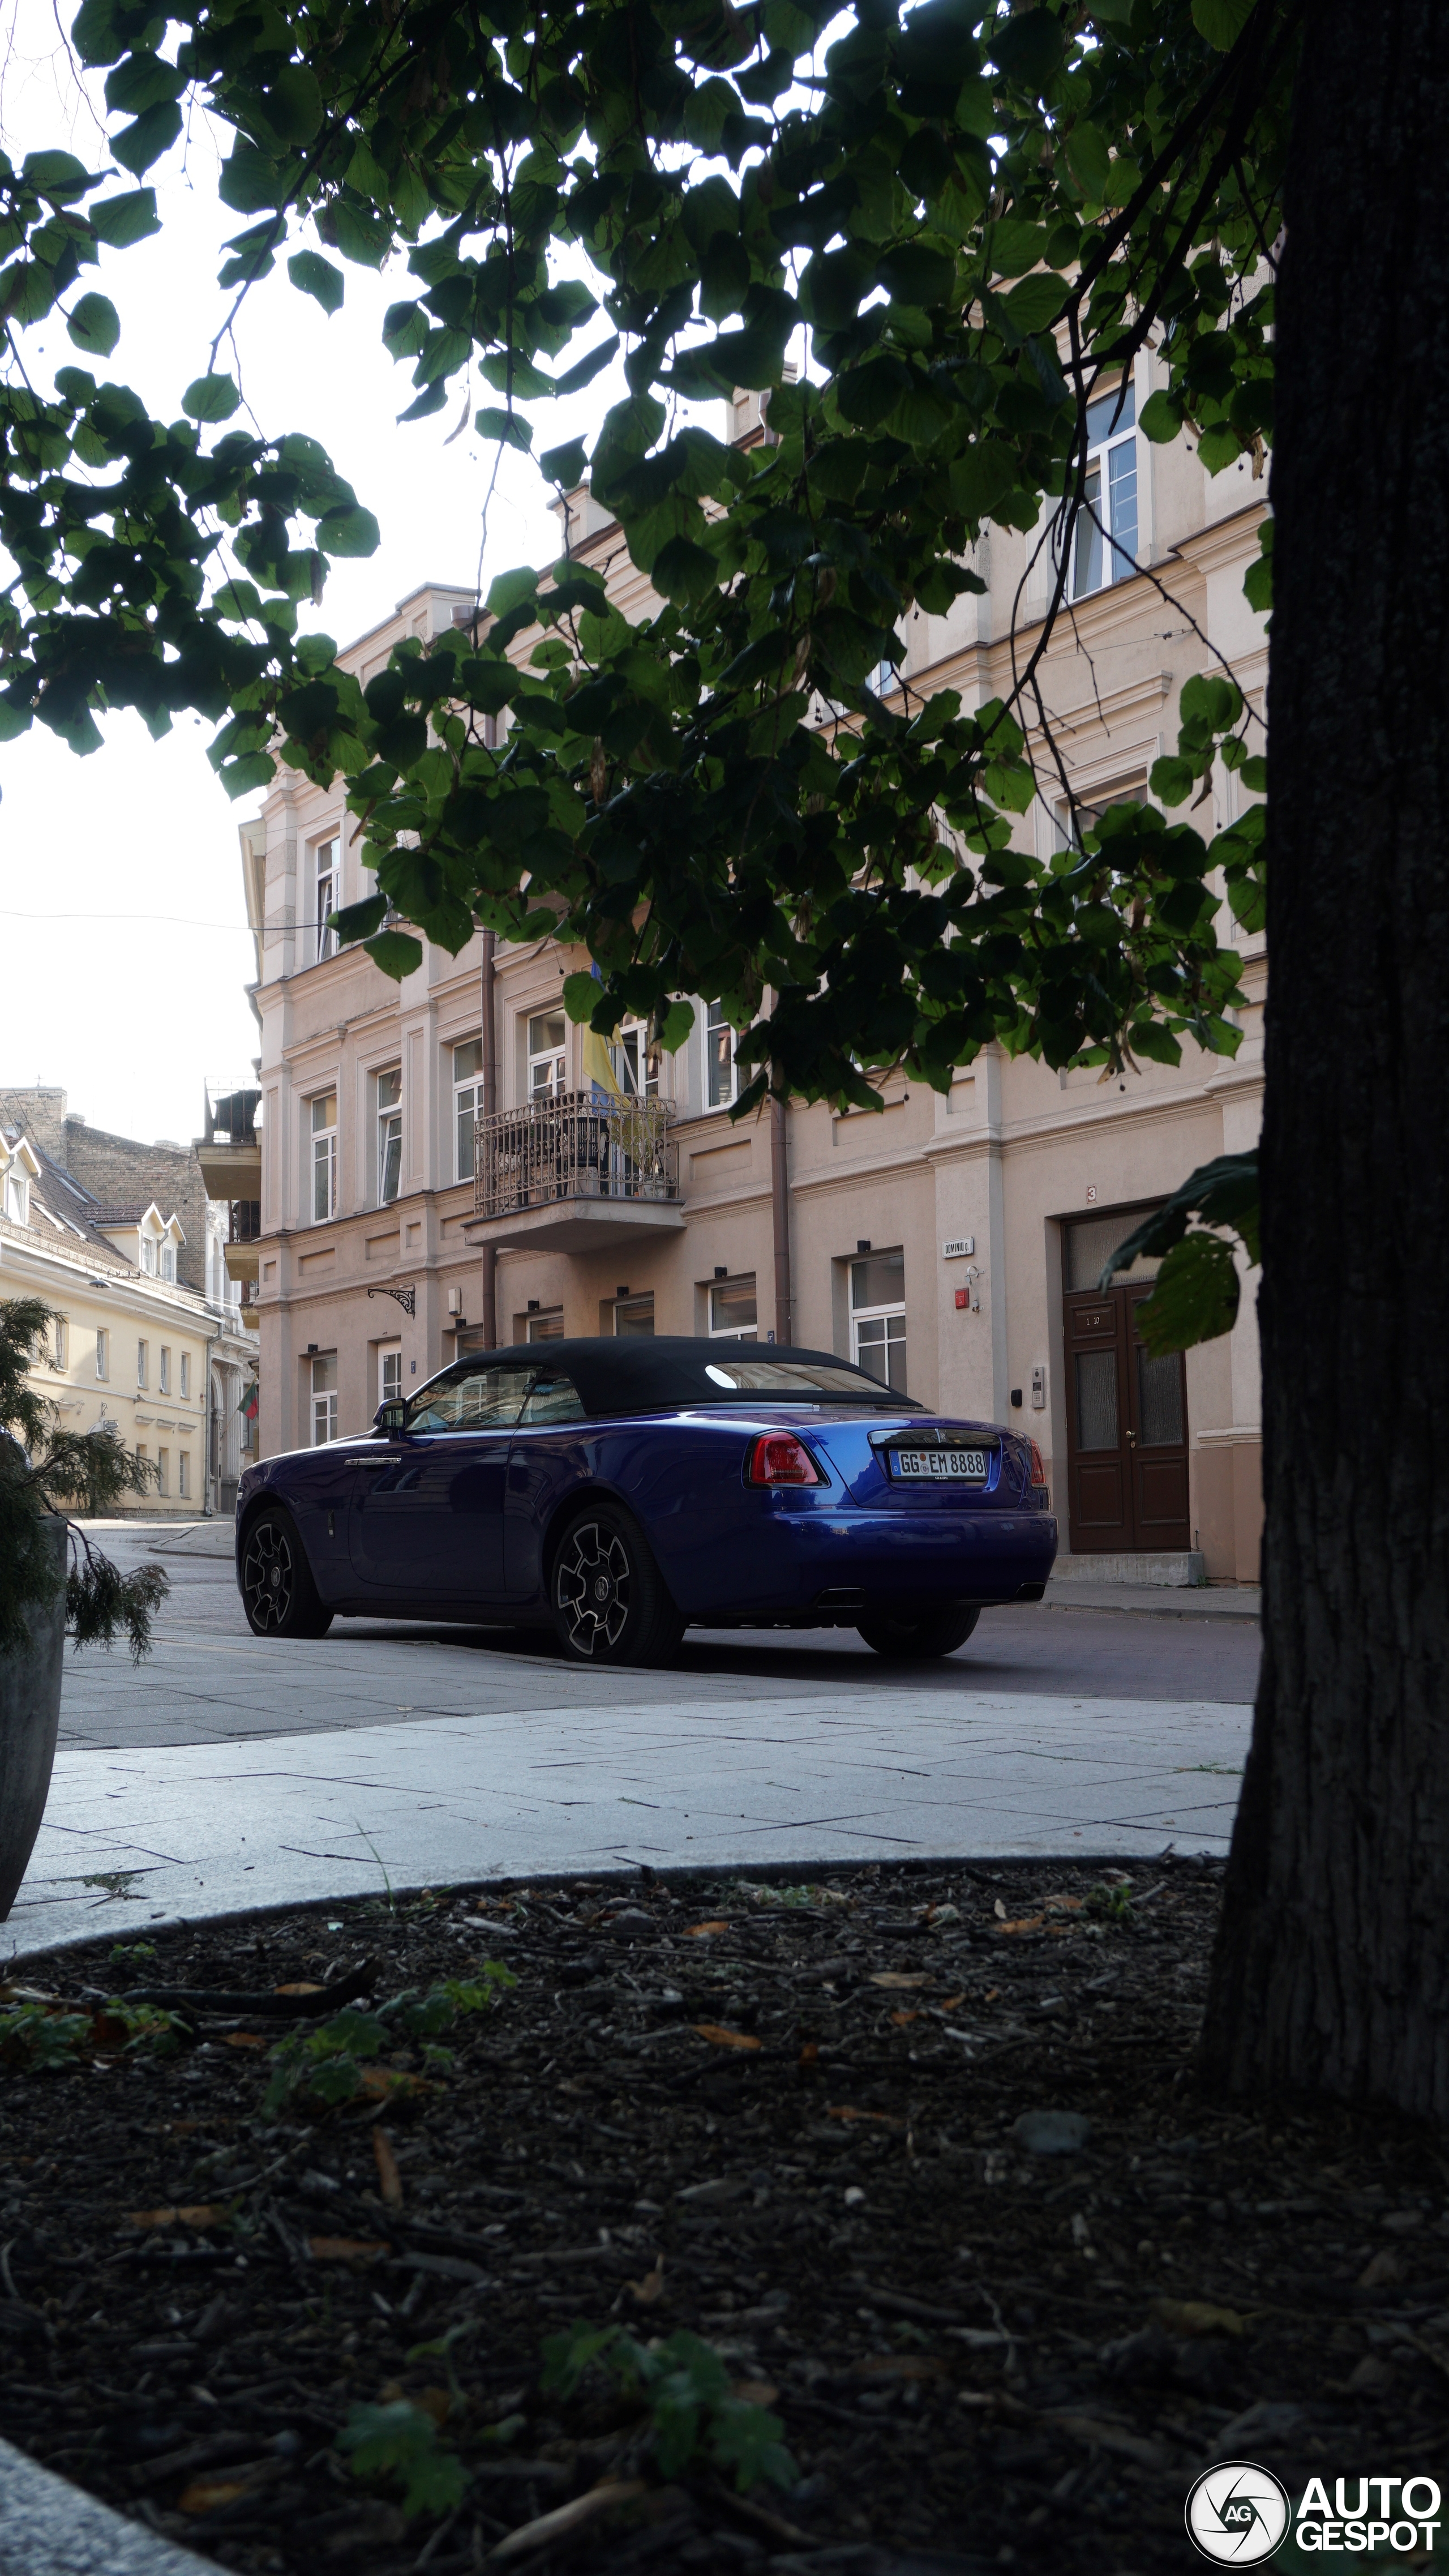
[243,358,1266,1582]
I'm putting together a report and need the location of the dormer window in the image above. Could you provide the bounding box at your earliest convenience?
[140,1234,157,1274]
[3,1166,27,1226]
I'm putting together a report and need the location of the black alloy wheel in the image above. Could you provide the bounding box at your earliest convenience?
[551,1503,684,1667]
[240,1508,333,1639]
[855,1606,981,1660]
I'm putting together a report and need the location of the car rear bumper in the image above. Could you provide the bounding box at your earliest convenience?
[672,1504,1058,1620]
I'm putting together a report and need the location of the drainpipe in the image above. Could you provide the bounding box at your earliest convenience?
[770,1092,792,1346]
[479,928,498,1347]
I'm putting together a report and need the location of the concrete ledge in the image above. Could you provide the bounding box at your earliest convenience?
[1051,1550,1205,1588]
[0,2437,215,2575]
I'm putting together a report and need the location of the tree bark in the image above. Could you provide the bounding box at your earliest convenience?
[1200,0,1449,2115]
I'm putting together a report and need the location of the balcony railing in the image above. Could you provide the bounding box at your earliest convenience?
[473,1090,679,1222]
[229,1199,263,1243]
[204,1081,260,1146]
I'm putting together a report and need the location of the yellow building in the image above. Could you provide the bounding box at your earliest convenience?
[0,1110,255,1516]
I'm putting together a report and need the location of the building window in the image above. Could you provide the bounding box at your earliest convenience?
[311,1090,338,1223]
[1064,382,1138,600]
[95,1328,108,1380]
[614,1019,662,1099]
[453,1038,485,1180]
[524,1307,564,1342]
[157,1447,170,1497]
[614,1293,654,1337]
[315,836,338,963]
[140,1233,157,1275]
[159,1346,170,1395]
[1053,779,1147,854]
[709,1276,757,1340]
[3,1166,27,1225]
[136,1338,148,1390]
[179,1352,190,1400]
[311,1353,338,1445]
[53,1317,67,1370]
[178,1451,190,1500]
[706,1000,738,1110]
[528,1011,568,1100]
[376,1068,402,1204]
[378,1343,403,1407]
[850,1250,907,1391]
[161,1243,175,1281]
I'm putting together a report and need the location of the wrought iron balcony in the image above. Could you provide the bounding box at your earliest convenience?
[466,1090,685,1252]
[229,1199,262,1243]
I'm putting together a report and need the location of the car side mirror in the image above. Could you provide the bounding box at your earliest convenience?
[374,1401,407,1435]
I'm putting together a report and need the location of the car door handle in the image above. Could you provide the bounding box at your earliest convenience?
[353,1456,393,1468]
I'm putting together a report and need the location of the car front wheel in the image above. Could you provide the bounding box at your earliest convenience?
[551,1503,684,1667]
[856,1606,980,1659]
[241,1508,333,1640]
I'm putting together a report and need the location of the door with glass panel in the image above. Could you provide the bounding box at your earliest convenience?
[348,1358,537,1600]
[1061,1212,1190,1553]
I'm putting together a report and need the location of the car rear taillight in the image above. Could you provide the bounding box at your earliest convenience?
[1028,1439,1047,1487]
[745,1432,824,1487]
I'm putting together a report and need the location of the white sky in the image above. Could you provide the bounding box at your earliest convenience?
[0,3,614,1145]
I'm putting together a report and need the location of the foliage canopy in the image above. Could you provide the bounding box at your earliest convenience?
[0,0,1291,1140]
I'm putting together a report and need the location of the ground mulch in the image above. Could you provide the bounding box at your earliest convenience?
[1,1856,1446,2576]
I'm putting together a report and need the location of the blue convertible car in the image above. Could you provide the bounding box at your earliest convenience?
[235,1340,1057,1664]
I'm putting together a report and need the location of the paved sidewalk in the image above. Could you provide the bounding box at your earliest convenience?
[8,1684,1247,1962]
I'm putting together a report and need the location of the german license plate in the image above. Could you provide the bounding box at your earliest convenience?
[889,1447,989,1482]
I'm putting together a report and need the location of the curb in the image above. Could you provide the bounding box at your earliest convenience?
[0,2438,215,2575]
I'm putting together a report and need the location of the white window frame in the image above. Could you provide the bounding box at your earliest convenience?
[158,1346,170,1394]
[156,1446,170,1497]
[161,1242,176,1282]
[179,1351,190,1400]
[613,1019,662,1099]
[527,1011,568,1100]
[95,1328,108,1381]
[376,1067,402,1206]
[849,1255,908,1392]
[310,1090,338,1224]
[4,1167,27,1225]
[613,1293,655,1337]
[378,1342,403,1407]
[53,1316,68,1370]
[709,1277,758,1340]
[1061,382,1139,602]
[705,999,739,1111]
[311,1353,338,1445]
[178,1450,190,1500]
[452,1037,485,1180]
[136,1338,148,1390]
[314,835,339,964]
[140,1233,157,1275]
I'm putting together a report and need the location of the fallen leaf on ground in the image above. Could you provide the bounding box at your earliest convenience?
[890,2011,920,2026]
[939,1995,966,2010]
[1153,2297,1246,2338]
[126,2205,222,2231]
[372,2126,404,2206]
[1045,1896,1084,1914]
[868,1972,929,1989]
[307,2236,384,2264]
[1358,2249,1403,2289]
[274,1982,324,1996]
[357,2067,429,2100]
[691,2023,761,2051]
[994,1915,1045,1937]
[628,2257,666,2306]
[221,2032,265,2051]
[684,1920,731,1937]
[178,2479,252,2514]
[731,2378,778,2404]
[488,2479,648,2564]
[798,2040,818,2066]
[826,2106,904,2129]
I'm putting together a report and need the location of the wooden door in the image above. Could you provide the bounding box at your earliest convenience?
[1061,1217,1191,1554]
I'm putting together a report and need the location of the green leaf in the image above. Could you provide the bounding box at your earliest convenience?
[330,896,389,944]
[561,970,600,1022]
[1148,754,1195,807]
[475,406,533,450]
[552,332,619,397]
[317,504,381,557]
[66,292,119,356]
[260,63,324,144]
[110,102,182,177]
[87,187,159,248]
[1191,0,1255,48]
[1000,273,1066,335]
[288,250,344,314]
[486,565,539,619]
[540,436,587,489]
[1135,1231,1241,1355]
[1138,387,1181,444]
[182,373,241,423]
[339,2402,469,2522]
[365,928,425,980]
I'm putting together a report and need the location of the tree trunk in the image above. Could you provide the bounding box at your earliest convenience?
[1200,0,1449,2115]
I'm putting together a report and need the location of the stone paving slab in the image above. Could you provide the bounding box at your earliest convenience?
[7,1687,1247,1962]
[0,2438,212,2576]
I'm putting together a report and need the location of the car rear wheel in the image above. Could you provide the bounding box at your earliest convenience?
[856,1606,980,1659]
[241,1508,333,1640]
[551,1503,684,1667]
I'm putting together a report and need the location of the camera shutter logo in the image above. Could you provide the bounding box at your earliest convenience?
[1185,2462,1292,2565]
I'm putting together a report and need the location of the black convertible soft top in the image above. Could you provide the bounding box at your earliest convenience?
[430,1338,922,1418]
